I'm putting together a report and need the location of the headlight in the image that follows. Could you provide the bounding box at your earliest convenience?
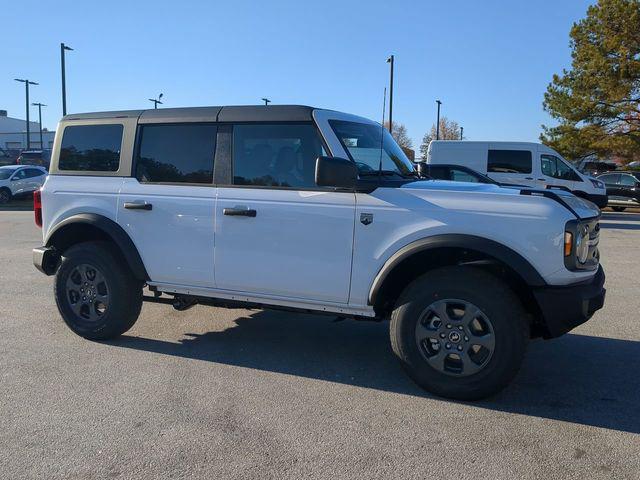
[590,179,605,189]
[564,219,599,271]
[575,226,589,264]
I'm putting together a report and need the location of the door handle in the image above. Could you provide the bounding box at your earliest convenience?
[223,207,257,217]
[537,178,546,181]
[124,201,153,211]
[524,177,534,180]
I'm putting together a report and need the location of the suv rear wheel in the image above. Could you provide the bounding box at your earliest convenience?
[390,266,529,400]
[54,241,143,340]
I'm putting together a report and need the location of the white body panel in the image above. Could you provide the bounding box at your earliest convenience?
[117,179,216,287]
[41,175,123,243]
[347,181,598,307]
[426,141,604,197]
[214,187,355,303]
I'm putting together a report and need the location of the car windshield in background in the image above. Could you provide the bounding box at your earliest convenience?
[0,169,13,180]
[329,120,415,177]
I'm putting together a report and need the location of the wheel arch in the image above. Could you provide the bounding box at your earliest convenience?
[368,235,547,329]
[46,213,149,281]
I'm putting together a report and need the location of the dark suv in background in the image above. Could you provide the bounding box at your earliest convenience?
[597,171,640,211]
[17,150,50,168]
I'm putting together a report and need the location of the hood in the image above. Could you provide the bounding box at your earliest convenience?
[400,180,600,220]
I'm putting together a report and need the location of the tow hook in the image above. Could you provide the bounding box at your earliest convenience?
[172,296,198,311]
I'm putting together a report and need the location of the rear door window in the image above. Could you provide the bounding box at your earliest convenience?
[135,124,217,184]
[487,150,532,174]
[59,124,123,171]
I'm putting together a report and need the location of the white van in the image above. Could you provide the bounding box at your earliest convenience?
[425,141,608,208]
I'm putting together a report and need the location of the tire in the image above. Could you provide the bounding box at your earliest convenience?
[0,188,11,204]
[611,206,626,212]
[390,266,529,400]
[54,241,143,340]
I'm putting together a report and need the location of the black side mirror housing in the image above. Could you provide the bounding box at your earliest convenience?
[315,156,358,189]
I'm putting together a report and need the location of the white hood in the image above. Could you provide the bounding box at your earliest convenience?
[400,180,601,220]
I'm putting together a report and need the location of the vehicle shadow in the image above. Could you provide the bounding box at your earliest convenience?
[0,199,33,211]
[112,309,640,434]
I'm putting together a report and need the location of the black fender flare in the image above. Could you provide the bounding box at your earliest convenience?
[46,213,149,281]
[368,234,546,305]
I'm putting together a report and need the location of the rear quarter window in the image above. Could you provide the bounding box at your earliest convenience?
[59,124,123,171]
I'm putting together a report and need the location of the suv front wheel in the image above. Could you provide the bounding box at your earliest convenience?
[390,266,529,400]
[54,241,143,340]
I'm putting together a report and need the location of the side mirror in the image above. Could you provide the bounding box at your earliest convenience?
[315,156,357,189]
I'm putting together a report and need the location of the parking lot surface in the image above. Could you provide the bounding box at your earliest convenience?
[1,209,639,479]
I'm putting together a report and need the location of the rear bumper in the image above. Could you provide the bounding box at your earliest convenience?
[533,265,606,338]
[33,246,59,275]
[586,193,608,209]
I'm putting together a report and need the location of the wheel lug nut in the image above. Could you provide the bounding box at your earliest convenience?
[446,324,452,329]
[458,326,463,330]
[464,336,469,341]
[457,345,463,351]
[439,333,446,339]
[445,343,451,349]
[82,296,86,301]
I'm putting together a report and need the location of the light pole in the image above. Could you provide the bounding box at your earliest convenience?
[32,102,46,149]
[262,98,271,106]
[386,55,394,135]
[435,100,442,140]
[61,43,73,116]
[148,93,164,109]
[460,126,464,140]
[15,79,38,150]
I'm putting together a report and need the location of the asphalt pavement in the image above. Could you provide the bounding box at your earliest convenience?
[1,208,638,479]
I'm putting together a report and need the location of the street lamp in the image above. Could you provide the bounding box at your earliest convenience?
[386,55,394,135]
[262,98,271,106]
[32,102,46,149]
[435,100,442,140]
[148,93,164,109]
[14,79,38,150]
[61,43,73,116]
[460,126,464,140]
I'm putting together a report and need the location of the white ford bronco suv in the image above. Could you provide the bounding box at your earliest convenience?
[33,105,605,400]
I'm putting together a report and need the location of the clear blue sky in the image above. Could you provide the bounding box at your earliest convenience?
[3,0,593,148]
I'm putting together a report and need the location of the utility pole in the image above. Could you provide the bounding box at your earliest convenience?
[386,55,394,135]
[32,102,46,149]
[435,100,442,140]
[262,98,271,106]
[61,43,73,116]
[14,79,38,149]
[460,126,464,140]
[148,93,164,109]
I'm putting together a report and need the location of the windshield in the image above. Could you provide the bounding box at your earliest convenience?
[0,169,14,180]
[329,120,415,177]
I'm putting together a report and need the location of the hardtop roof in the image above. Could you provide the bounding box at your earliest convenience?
[62,105,316,123]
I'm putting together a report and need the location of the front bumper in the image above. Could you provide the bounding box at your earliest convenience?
[586,193,608,209]
[533,265,606,338]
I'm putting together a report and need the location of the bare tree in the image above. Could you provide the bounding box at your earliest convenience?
[384,121,413,149]
[419,117,462,159]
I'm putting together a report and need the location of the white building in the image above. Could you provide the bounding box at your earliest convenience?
[0,109,56,151]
